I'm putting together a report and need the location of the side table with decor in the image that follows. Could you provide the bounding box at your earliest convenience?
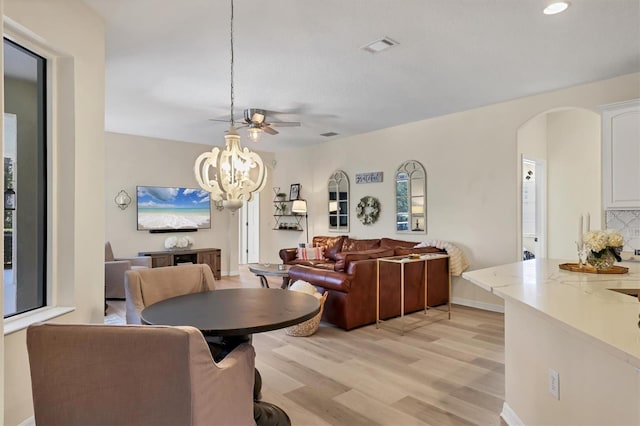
[248,263,291,289]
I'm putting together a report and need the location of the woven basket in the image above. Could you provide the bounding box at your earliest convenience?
[285,292,328,337]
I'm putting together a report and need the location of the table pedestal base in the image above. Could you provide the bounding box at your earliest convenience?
[254,401,291,426]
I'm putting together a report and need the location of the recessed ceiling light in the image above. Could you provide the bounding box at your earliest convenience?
[362,37,398,53]
[543,1,570,15]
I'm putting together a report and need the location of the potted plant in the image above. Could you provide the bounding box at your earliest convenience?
[275,192,287,201]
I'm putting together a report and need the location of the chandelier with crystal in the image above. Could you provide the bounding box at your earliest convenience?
[194,0,267,211]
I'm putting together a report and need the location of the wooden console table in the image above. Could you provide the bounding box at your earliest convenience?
[138,248,221,280]
[376,253,451,335]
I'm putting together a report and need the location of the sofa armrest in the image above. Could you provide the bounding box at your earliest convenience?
[279,248,298,264]
[119,256,152,268]
[105,260,131,277]
[105,260,131,298]
[288,265,351,293]
[334,252,373,272]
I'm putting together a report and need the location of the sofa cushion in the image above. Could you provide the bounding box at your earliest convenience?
[380,238,417,249]
[394,246,445,256]
[312,235,347,261]
[287,259,334,269]
[342,238,381,252]
[334,248,395,272]
[296,246,325,260]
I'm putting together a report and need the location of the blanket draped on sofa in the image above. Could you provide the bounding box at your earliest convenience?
[415,240,469,276]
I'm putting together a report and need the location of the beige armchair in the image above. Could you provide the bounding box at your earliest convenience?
[125,263,216,324]
[27,322,256,426]
[105,241,152,299]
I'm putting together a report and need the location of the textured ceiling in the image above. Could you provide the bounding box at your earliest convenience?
[84,0,640,153]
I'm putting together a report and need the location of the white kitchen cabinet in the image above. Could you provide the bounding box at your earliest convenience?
[601,99,640,209]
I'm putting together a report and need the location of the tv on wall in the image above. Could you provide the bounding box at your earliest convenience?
[136,186,211,232]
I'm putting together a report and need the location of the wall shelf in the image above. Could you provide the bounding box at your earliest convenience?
[273,199,307,232]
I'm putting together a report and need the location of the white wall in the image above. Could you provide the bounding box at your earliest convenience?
[2,0,105,424]
[264,73,640,311]
[547,109,601,259]
[517,113,547,257]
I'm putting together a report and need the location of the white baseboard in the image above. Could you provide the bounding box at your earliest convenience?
[452,297,504,313]
[222,270,239,277]
[501,402,525,426]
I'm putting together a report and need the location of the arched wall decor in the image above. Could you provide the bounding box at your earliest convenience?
[395,160,426,233]
[328,170,350,232]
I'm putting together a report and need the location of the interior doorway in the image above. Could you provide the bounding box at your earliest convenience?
[239,194,260,264]
[516,108,600,260]
[521,157,546,260]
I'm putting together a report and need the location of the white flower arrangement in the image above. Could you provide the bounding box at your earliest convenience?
[164,235,194,249]
[164,236,177,249]
[584,229,623,255]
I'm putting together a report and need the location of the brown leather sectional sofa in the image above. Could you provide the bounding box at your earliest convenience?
[279,235,449,330]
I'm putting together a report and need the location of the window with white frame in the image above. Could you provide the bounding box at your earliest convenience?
[3,38,47,318]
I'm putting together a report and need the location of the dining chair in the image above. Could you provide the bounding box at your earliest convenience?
[27,322,256,426]
[125,263,216,324]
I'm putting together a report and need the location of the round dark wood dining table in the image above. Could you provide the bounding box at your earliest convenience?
[140,288,321,426]
[140,288,320,335]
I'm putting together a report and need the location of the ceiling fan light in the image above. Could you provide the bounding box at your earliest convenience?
[543,1,570,15]
[245,108,266,124]
[248,127,261,142]
[252,112,265,123]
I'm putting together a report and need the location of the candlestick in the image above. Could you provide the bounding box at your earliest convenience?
[576,241,587,267]
[585,213,590,233]
[578,214,583,247]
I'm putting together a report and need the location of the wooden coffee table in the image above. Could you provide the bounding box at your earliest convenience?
[248,263,291,289]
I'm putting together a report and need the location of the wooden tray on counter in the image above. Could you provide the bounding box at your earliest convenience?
[559,263,629,274]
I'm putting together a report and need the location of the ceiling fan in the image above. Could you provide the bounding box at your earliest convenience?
[211,108,301,141]
[243,108,301,141]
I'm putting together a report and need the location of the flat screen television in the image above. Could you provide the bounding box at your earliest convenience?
[136,185,211,232]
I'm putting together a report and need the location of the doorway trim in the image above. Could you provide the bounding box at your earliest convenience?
[521,156,547,260]
[239,194,260,264]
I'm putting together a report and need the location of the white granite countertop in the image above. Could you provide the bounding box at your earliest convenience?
[463,259,640,368]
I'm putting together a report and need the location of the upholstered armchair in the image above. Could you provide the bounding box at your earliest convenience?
[125,263,216,324]
[105,241,152,299]
[27,322,256,426]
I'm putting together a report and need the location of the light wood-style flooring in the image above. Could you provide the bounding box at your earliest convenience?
[105,266,505,426]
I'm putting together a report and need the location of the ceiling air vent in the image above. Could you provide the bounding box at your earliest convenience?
[320,132,339,137]
[361,37,398,53]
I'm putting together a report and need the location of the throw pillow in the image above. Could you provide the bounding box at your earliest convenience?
[296,246,325,261]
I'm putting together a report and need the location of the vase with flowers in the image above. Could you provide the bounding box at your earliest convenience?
[583,229,624,270]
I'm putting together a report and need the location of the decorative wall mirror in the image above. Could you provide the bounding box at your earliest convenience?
[395,160,426,233]
[328,170,349,232]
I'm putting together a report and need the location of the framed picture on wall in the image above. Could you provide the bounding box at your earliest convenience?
[289,183,301,200]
